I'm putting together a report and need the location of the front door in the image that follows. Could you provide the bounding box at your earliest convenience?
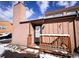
[34,25,42,45]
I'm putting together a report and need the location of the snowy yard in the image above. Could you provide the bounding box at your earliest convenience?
[0,43,79,58]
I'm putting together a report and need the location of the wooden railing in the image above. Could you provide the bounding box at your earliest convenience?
[40,34,72,55]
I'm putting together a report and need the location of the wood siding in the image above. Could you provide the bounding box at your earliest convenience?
[75,19,79,48]
[42,21,75,53]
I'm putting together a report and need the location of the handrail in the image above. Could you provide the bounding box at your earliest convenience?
[40,34,70,37]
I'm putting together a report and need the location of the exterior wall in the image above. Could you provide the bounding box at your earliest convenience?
[42,20,75,53]
[69,21,75,53]
[75,19,79,48]
[0,21,12,33]
[27,23,34,46]
[44,24,50,43]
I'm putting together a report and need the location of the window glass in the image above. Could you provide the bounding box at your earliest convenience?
[35,26,41,38]
[0,26,7,30]
[45,11,77,19]
[78,11,79,14]
[66,11,76,15]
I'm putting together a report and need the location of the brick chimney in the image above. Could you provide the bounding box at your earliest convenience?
[13,2,26,22]
[12,2,29,46]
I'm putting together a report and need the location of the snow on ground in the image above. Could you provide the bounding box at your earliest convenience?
[0,44,5,55]
[0,43,9,56]
[0,43,79,58]
[33,45,40,48]
[0,44,58,58]
[40,53,58,58]
[26,48,39,54]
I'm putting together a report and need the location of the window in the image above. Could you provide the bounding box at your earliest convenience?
[66,11,77,15]
[45,11,78,19]
[78,11,79,14]
[0,26,7,30]
[45,13,63,19]
[35,26,41,38]
[53,13,63,17]
[34,25,42,45]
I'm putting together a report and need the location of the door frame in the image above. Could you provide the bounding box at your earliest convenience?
[34,25,42,45]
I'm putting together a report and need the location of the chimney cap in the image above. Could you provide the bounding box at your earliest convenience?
[18,1,21,3]
[14,1,24,6]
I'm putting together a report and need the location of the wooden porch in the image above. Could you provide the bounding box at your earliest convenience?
[27,34,72,57]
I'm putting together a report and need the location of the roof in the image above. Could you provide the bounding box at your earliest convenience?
[20,6,79,25]
[20,15,79,25]
[0,21,13,25]
[45,6,79,16]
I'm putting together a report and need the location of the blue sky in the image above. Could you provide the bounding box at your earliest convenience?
[0,1,79,22]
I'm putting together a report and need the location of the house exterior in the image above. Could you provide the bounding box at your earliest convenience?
[0,21,12,42]
[12,2,79,54]
[0,21,12,33]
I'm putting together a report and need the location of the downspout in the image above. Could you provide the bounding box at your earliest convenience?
[29,23,30,35]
